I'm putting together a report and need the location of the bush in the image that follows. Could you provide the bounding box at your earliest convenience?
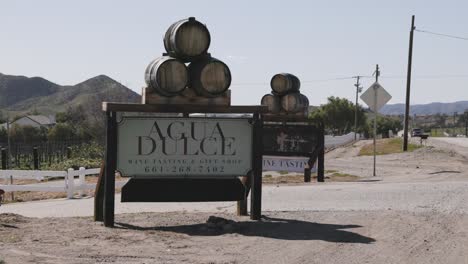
[42,142,104,170]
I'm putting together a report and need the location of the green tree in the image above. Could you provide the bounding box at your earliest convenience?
[310,96,367,135]
[0,128,7,142]
[9,125,46,144]
[366,115,403,137]
[47,124,76,141]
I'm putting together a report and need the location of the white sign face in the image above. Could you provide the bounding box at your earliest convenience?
[117,117,253,178]
[262,156,316,173]
[360,82,392,112]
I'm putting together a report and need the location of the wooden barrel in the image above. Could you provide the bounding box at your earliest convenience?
[281,93,309,113]
[164,17,211,62]
[144,56,188,97]
[261,94,281,113]
[188,57,231,97]
[270,73,300,96]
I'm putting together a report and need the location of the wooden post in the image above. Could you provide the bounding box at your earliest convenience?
[67,168,75,199]
[304,158,312,182]
[66,147,72,159]
[104,111,117,227]
[403,15,415,151]
[1,148,6,170]
[317,125,325,182]
[250,113,263,220]
[237,174,251,216]
[94,162,105,222]
[78,167,86,197]
[33,147,39,170]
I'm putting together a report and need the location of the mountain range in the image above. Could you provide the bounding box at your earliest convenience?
[0,73,141,117]
[380,101,468,115]
[1,72,467,117]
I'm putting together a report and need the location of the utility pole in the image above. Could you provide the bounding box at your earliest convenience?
[353,76,363,140]
[6,115,11,169]
[372,64,380,177]
[454,112,458,136]
[403,15,415,151]
[465,111,468,137]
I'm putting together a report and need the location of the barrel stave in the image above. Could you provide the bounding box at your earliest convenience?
[164,17,211,62]
[144,56,188,97]
[188,57,231,97]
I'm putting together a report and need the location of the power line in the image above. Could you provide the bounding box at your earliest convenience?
[231,76,369,86]
[231,74,468,86]
[380,74,468,80]
[415,29,468,41]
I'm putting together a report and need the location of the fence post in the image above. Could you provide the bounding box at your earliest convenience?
[67,168,75,199]
[79,167,86,197]
[1,148,6,170]
[66,147,72,159]
[2,148,8,188]
[33,147,39,170]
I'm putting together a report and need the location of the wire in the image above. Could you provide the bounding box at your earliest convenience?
[231,76,368,86]
[381,74,468,80]
[415,29,468,41]
[231,74,468,86]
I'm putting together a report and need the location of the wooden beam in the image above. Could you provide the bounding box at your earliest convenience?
[250,113,263,220]
[104,112,117,227]
[262,115,311,122]
[102,102,268,114]
[93,162,105,222]
[121,178,245,202]
[317,125,325,182]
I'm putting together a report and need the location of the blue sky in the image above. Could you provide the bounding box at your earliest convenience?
[1,0,467,106]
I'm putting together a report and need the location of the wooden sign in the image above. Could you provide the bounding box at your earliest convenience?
[263,156,316,173]
[262,124,318,156]
[116,116,253,177]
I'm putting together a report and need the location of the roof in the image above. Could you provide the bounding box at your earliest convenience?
[26,115,55,125]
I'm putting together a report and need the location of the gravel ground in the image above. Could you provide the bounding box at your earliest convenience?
[1,137,467,264]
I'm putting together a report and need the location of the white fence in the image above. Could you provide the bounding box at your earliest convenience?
[0,167,123,199]
[325,132,360,150]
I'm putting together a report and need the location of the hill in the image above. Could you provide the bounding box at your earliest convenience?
[380,101,468,115]
[0,73,141,117]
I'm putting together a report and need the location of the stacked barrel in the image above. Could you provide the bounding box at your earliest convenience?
[144,17,231,98]
[261,73,310,115]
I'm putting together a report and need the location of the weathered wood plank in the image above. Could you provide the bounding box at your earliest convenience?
[104,112,117,227]
[103,101,268,114]
[94,162,105,222]
[121,178,245,202]
[250,113,263,220]
[143,87,230,106]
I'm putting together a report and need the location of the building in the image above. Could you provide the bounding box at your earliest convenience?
[0,115,56,130]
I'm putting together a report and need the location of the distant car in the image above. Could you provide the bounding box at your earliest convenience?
[411,128,423,137]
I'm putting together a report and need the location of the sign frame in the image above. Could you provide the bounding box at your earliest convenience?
[115,115,254,178]
[260,116,325,182]
[98,103,267,227]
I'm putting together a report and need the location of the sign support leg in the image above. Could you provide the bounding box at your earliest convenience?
[304,162,311,182]
[317,125,325,182]
[104,111,117,227]
[94,162,105,222]
[250,113,262,220]
[237,174,250,216]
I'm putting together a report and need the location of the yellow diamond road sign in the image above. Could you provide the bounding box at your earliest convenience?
[360,82,392,112]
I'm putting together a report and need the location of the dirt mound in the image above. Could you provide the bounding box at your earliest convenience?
[0,213,30,224]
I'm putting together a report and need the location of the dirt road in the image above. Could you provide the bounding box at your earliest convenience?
[1,137,468,264]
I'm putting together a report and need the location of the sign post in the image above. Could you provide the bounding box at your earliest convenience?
[261,117,325,182]
[98,103,267,227]
[360,81,392,176]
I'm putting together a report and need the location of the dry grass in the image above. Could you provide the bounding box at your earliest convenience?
[359,138,421,156]
[1,174,126,204]
[262,172,360,184]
